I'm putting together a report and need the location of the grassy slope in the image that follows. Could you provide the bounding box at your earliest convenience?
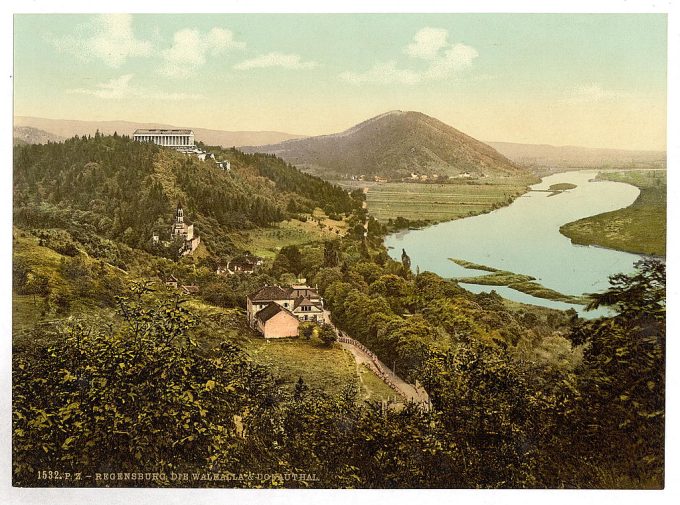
[190,303,393,400]
[12,229,122,333]
[559,171,666,256]
[230,208,348,259]
[13,227,389,400]
[360,176,536,223]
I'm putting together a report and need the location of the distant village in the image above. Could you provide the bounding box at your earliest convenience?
[347,171,489,183]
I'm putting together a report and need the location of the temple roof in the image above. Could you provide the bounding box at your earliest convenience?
[134,129,193,135]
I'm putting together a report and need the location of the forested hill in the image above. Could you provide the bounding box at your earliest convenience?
[13,133,361,259]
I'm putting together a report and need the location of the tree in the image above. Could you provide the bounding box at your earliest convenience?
[293,376,308,400]
[273,245,303,277]
[401,248,411,270]
[565,258,666,487]
[12,285,276,486]
[298,321,317,340]
[318,323,337,347]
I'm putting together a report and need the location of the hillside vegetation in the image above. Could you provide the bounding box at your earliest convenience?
[14,133,361,262]
[244,111,527,180]
[13,126,64,145]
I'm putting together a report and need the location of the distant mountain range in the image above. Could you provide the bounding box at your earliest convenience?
[14,114,666,173]
[242,111,524,179]
[13,116,304,148]
[13,126,64,145]
[487,141,666,171]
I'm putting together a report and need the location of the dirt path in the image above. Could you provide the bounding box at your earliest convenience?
[338,337,429,408]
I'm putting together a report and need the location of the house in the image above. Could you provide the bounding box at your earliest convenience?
[291,296,324,323]
[162,274,179,289]
[247,284,325,337]
[229,256,258,274]
[247,285,295,325]
[181,285,200,295]
[254,302,300,339]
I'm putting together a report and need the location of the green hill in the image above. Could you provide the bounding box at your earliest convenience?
[14,133,361,262]
[243,110,527,179]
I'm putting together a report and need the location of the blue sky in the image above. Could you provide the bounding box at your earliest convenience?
[13,13,667,149]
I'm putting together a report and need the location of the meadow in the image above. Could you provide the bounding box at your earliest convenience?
[355,177,536,223]
[230,208,348,259]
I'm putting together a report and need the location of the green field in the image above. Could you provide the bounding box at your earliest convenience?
[560,170,666,256]
[360,177,536,223]
[231,209,348,259]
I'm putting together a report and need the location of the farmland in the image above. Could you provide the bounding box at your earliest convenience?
[344,177,536,223]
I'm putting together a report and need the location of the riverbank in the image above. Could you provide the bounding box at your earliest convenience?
[384,170,641,315]
[559,170,666,256]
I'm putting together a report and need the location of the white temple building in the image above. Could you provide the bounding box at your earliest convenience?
[133,129,195,150]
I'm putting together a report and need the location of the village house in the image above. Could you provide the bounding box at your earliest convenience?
[254,302,300,339]
[162,274,179,289]
[181,284,200,295]
[216,255,263,276]
[247,284,325,338]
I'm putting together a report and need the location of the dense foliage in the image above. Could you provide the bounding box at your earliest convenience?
[12,246,665,488]
[14,134,359,258]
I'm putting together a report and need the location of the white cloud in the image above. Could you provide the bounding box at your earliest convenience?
[404,27,449,60]
[161,27,245,78]
[52,14,152,68]
[340,62,420,85]
[68,74,203,101]
[562,84,632,104]
[233,52,318,70]
[68,74,135,99]
[341,27,478,85]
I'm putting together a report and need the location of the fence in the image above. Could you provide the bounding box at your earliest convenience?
[337,335,404,398]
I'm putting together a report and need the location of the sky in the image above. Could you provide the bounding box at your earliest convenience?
[13,13,668,150]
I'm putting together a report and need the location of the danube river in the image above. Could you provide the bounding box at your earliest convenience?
[385,170,642,317]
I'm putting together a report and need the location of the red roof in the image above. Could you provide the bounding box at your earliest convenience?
[255,302,297,323]
[248,285,292,302]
